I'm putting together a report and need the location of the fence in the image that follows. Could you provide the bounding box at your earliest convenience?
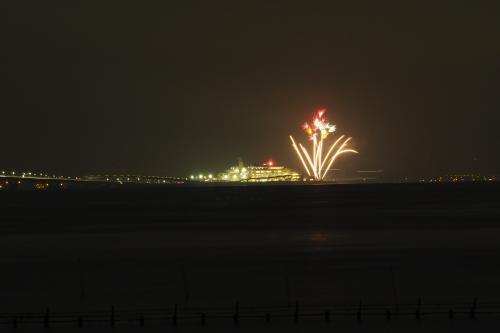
[1,299,500,328]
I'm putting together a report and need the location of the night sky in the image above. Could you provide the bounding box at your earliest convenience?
[1,1,499,178]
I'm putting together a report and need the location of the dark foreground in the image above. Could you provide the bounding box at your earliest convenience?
[1,182,500,332]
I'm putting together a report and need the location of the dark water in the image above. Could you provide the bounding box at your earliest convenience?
[1,182,500,331]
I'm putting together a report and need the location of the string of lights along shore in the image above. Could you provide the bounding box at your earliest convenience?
[290,109,358,181]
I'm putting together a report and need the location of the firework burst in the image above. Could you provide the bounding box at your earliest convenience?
[290,109,358,180]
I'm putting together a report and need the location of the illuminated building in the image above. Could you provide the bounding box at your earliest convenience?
[215,160,301,182]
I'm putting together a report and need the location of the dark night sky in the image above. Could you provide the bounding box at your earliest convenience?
[1,1,499,178]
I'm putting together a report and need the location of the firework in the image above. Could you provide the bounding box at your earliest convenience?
[290,109,358,180]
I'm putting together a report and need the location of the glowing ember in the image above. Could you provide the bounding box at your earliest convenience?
[290,109,358,180]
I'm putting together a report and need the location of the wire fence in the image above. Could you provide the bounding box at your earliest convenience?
[1,299,500,328]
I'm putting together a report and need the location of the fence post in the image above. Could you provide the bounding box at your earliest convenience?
[357,299,362,321]
[265,313,271,323]
[201,313,206,325]
[110,305,115,327]
[78,315,83,327]
[416,298,421,319]
[233,301,239,323]
[139,314,144,326]
[449,308,454,319]
[325,310,330,321]
[173,304,178,326]
[386,309,391,321]
[44,307,50,328]
[470,297,477,319]
[294,300,299,322]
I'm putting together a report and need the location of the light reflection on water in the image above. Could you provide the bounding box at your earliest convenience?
[303,230,339,252]
[307,231,331,243]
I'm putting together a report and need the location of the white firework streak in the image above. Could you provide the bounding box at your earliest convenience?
[299,143,318,179]
[289,134,358,180]
[289,136,311,177]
